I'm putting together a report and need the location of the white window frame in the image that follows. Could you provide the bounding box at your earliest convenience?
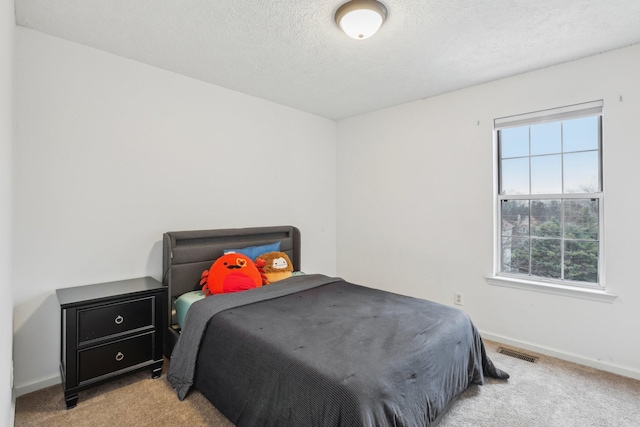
[487,101,616,303]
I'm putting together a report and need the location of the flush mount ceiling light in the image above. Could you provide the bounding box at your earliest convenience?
[335,0,388,40]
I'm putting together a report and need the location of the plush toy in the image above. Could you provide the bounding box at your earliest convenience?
[200,253,263,296]
[254,251,293,284]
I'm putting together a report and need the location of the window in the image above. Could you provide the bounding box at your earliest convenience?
[494,101,603,289]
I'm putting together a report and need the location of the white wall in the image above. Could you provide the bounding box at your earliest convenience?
[337,44,640,379]
[1,0,15,422]
[13,28,337,393]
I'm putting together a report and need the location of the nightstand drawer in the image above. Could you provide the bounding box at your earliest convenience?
[78,333,154,383]
[78,297,154,343]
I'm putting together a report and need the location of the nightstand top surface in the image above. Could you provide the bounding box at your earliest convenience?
[56,276,165,307]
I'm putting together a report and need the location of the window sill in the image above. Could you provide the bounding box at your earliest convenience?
[485,276,617,303]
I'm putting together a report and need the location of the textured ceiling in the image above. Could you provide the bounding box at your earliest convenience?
[14,0,640,120]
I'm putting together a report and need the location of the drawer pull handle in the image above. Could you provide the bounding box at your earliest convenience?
[115,352,125,362]
[114,315,124,325]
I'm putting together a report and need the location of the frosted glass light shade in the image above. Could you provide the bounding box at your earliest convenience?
[335,0,388,40]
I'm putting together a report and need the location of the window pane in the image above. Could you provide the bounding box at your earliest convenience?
[563,116,598,152]
[531,238,561,279]
[501,158,529,195]
[501,200,529,236]
[564,199,599,240]
[502,236,530,274]
[501,127,529,158]
[565,241,598,283]
[531,122,561,155]
[496,102,603,287]
[564,151,599,193]
[531,154,561,194]
[531,200,561,237]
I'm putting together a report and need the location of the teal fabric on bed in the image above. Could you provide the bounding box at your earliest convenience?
[176,290,206,329]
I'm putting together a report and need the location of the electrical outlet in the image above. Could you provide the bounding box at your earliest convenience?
[454,292,464,306]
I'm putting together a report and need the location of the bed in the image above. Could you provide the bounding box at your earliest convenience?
[163,226,508,427]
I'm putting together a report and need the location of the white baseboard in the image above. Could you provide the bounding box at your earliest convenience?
[14,374,60,398]
[481,331,640,381]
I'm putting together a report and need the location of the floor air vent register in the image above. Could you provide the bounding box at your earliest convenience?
[497,347,538,363]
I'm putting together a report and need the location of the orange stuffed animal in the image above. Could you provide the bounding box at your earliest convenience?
[200,253,263,296]
[254,251,293,284]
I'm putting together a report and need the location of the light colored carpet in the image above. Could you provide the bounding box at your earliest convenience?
[15,341,640,426]
[439,342,640,427]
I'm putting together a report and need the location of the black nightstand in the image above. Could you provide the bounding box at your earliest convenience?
[56,277,167,409]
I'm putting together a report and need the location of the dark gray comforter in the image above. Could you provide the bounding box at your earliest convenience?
[168,274,508,427]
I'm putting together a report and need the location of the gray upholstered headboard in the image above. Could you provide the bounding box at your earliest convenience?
[162,225,301,356]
